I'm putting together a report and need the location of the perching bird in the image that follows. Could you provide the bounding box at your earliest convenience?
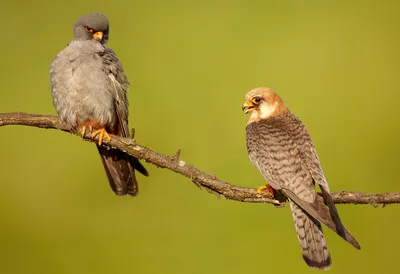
[50,12,148,196]
[242,87,360,269]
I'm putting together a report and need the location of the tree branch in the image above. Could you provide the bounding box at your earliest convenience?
[1,112,398,206]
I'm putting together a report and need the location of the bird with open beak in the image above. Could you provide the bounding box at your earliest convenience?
[243,87,360,269]
[50,12,148,196]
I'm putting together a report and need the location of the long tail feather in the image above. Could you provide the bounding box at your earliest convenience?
[290,201,331,269]
[97,145,139,196]
[282,188,360,250]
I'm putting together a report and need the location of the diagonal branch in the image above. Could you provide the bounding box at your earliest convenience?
[1,112,399,206]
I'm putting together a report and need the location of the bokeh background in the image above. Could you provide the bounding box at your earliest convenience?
[1,1,399,273]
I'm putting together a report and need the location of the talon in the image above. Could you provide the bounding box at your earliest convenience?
[81,126,86,137]
[81,125,94,138]
[257,184,275,198]
[92,128,111,145]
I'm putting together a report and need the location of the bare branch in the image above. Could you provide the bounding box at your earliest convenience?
[1,112,398,206]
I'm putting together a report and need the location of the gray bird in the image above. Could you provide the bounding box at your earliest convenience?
[50,12,148,196]
[242,87,360,269]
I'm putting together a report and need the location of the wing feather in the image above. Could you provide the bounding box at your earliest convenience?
[96,48,147,196]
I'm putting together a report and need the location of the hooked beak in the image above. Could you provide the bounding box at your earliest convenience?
[93,31,104,41]
[242,100,254,114]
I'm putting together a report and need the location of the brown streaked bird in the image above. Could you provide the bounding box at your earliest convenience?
[50,12,148,196]
[242,87,360,269]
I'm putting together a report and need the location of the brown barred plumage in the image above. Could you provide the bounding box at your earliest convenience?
[244,87,360,269]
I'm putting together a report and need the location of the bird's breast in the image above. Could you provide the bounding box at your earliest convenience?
[50,45,115,128]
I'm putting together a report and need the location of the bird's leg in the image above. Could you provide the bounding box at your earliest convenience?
[92,127,111,145]
[257,184,275,198]
[81,125,93,137]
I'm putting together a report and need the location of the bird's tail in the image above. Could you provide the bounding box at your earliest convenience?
[289,200,331,270]
[97,145,148,196]
[283,188,360,250]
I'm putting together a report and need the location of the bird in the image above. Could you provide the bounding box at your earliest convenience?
[242,87,360,269]
[50,12,148,196]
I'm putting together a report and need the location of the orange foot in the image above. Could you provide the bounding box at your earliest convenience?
[257,184,275,198]
[81,125,93,137]
[92,127,111,145]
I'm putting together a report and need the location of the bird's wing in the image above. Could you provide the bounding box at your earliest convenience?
[98,48,148,183]
[285,112,330,191]
[283,112,351,238]
[279,113,360,249]
[100,48,130,137]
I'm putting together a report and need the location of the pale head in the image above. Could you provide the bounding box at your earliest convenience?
[242,87,287,123]
[73,12,109,45]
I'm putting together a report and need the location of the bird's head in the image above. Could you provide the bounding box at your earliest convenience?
[242,87,287,122]
[73,12,109,45]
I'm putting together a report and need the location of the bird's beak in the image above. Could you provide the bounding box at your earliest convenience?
[93,31,104,41]
[242,100,254,114]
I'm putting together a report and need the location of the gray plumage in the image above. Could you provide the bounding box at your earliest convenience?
[50,12,147,196]
[243,87,359,269]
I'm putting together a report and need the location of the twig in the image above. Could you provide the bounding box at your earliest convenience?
[1,112,399,206]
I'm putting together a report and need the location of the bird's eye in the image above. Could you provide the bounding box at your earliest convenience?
[85,26,94,33]
[252,97,262,104]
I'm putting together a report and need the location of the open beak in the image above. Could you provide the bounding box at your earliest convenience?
[93,31,104,41]
[242,100,254,114]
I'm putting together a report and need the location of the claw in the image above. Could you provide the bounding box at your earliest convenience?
[92,127,111,145]
[81,125,94,138]
[81,126,86,137]
[257,184,275,198]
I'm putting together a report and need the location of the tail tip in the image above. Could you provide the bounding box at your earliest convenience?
[352,240,361,250]
[303,255,331,270]
[128,188,139,197]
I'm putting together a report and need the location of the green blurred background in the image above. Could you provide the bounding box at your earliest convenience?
[0,1,399,273]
